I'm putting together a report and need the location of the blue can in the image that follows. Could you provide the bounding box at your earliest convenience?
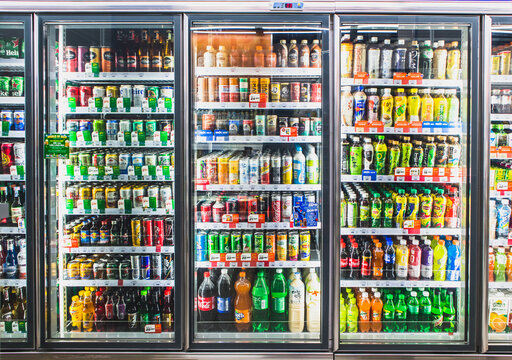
[79,119,92,132]
[132,152,144,167]
[13,110,24,131]
[228,119,241,135]
[195,230,208,261]
[140,255,151,279]
[106,119,119,141]
[1,110,13,128]
[119,152,132,174]
[293,192,305,207]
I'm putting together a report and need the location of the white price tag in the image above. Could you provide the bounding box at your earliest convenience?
[209,253,221,262]
[225,253,237,261]
[128,166,135,176]
[118,199,125,210]
[142,166,150,176]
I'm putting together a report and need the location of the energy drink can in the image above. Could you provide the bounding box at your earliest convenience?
[207,231,219,255]
[255,115,266,135]
[265,231,276,254]
[151,254,162,279]
[300,82,311,102]
[288,230,299,261]
[276,231,287,261]
[280,83,290,102]
[254,232,265,253]
[239,78,248,102]
[131,255,141,279]
[290,82,300,102]
[131,218,142,246]
[249,78,259,94]
[299,230,311,261]
[140,255,151,279]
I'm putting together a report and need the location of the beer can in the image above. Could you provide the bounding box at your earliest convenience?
[311,83,322,102]
[132,153,144,167]
[491,55,501,75]
[153,218,165,246]
[207,77,218,102]
[282,192,293,221]
[119,260,132,280]
[219,231,230,253]
[140,255,151,279]
[66,119,79,133]
[291,82,301,102]
[66,186,78,202]
[120,185,132,201]
[231,231,242,253]
[299,230,311,261]
[106,120,119,141]
[119,119,131,133]
[249,78,259,94]
[131,255,141,279]
[93,119,105,133]
[260,78,270,99]
[77,46,88,72]
[299,117,311,136]
[160,185,173,209]
[164,217,174,245]
[64,46,78,72]
[239,78,248,102]
[219,77,229,102]
[105,185,119,208]
[92,185,105,201]
[106,85,119,98]
[79,185,91,200]
[266,115,277,136]
[145,120,158,139]
[0,110,12,127]
[79,119,92,132]
[160,85,174,99]
[148,86,160,99]
[132,85,146,107]
[131,218,142,246]
[243,119,254,136]
[93,260,107,279]
[133,185,146,208]
[89,46,100,68]
[66,85,79,101]
[265,231,276,254]
[196,231,208,261]
[300,82,311,102]
[92,86,106,99]
[271,82,281,102]
[0,76,10,96]
[119,84,133,100]
[255,115,266,136]
[280,82,290,102]
[92,152,105,167]
[105,152,119,167]
[143,218,154,246]
[152,254,162,279]
[288,231,299,261]
[79,85,93,107]
[229,78,240,102]
[254,231,265,253]
[242,231,252,252]
[239,157,250,184]
[101,46,113,72]
[158,153,172,166]
[11,111,23,131]
[78,151,91,166]
[132,120,144,133]
[119,153,131,174]
[163,255,173,280]
[271,193,282,222]
[276,231,287,261]
[79,260,93,280]
[144,153,157,166]
[148,185,160,207]
[228,155,240,185]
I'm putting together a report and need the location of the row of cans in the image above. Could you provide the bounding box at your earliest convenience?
[0,37,23,59]
[66,183,174,209]
[67,253,174,281]
[196,229,312,261]
[200,112,321,136]
[66,84,174,108]
[197,192,316,223]
[69,150,174,173]
[0,76,24,97]
[1,110,25,131]
[67,118,174,140]
[0,142,25,173]
[196,77,322,103]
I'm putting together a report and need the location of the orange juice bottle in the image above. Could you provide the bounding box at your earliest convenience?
[371,291,383,332]
[234,271,252,332]
[359,291,372,333]
[506,247,512,281]
[81,290,94,332]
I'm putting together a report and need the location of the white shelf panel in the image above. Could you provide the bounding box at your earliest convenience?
[0,279,26,287]
[340,279,463,288]
[61,246,174,254]
[196,260,321,269]
[196,135,321,144]
[195,67,321,77]
[340,228,462,236]
[340,331,463,341]
[489,333,512,341]
[195,102,321,110]
[341,125,463,135]
[340,174,462,184]
[0,58,24,70]
[0,131,24,138]
[61,279,174,287]
[0,97,24,105]
[0,227,25,234]
[0,174,24,181]
[340,78,463,87]
[196,222,321,230]
[196,184,321,192]
[64,106,173,115]
[57,331,174,339]
[70,140,174,149]
[65,208,174,216]
[491,114,512,121]
[491,75,512,84]
[489,282,512,289]
[61,71,174,82]
[196,331,320,340]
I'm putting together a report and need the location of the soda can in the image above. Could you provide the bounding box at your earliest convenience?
[218,77,229,102]
[280,82,290,102]
[271,82,281,102]
[265,231,276,254]
[131,218,142,246]
[78,185,91,200]
[1,110,12,128]
[152,254,162,280]
[66,85,79,101]
[289,117,299,130]
[132,153,144,167]
[119,119,131,134]
[160,185,173,209]
[152,218,164,246]
[300,82,311,102]
[259,193,269,220]
[144,153,157,166]
[119,153,131,174]
[158,153,172,166]
[77,46,89,72]
[140,255,151,280]
[293,192,305,206]
[229,156,240,185]
[132,85,146,107]
[267,115,277,136]
[164,217,174,244]
[311,117,322,136]
[143,218,154,246]
[105,153,119,167]
[249,155,259,184]
[146,120,158,139]
[92,85,106,99]
[163,255,173,279]
[64,46,78,72]
[299,230,311,261]
[231,231,242,252]
[255,115,266,135]
[130,255,141,279]
[160,85,174,99]
[93,260,106,279]
[254,231,265,253]
[276,231,287,261]
[0,76,10,96]
[89,46,101,69]
[242,231,252,252]
[106,85,119,98]
[78,151,91,166]
[196,231,208,261]
[260,78,270,99]
[229,78,240,102]
[148,185,160,206]
[288,231,299,261]
[106,120,119,141]
[200,201,212,222]
[259,153,270,184]
[290,82,300,102]
[79,119,92,132]
[282,192,293,221]
[299,117,310,136]
[249,78,259,94]
[243,119,254,136]
[239,78,248,102]
[311,83,322,102]
[207,231,219,256]
[219,231,230,253]
[278,117,289,129]
[101,46,113,72]
[132,185,146,208]
[148,86,160,99]
[79,86,93,107]
[207,77,218,102]
[91,152,104,167]
[271,193,282,222]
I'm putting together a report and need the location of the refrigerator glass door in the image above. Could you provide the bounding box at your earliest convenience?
[190,18,328,346]
[43,19,178,344]
[0,20,30,346]
[338,18,471,345]
[488,20,512,346]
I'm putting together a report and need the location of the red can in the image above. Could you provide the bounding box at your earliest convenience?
[311,83,322,102]
[202,114,216,131]
[200,201,212,223]
[218,77,229,102]
[142,218,154,246]
[237,194,247,222]
[77,46,89,72]
[271,193,281,222]
[225,199,238,214]
[79,86,93,107]
[153,218,165,246]
[66,86,79,101]
[229,78,240,102]
[164,217,174,245]
[1,143,13,174]
[64,46,78,72]
[290,82,301,102]
[247,195,258,215]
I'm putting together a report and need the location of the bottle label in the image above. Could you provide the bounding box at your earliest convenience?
[384,253,395,264]
[372,310,381,321]
[383,308,393,320]
[198,296,215,311]
[340,257,348,268]
[421,265,433,278]
[217,297,230,313]
[361,258,371,276]
[140,56,150,67]
[433,314,443,328]
[127,312,137,328]
[395,309,406,320]
[234,308,250,323]
[349,258,360,269]
[272,297,286,313]
[360,310,369,321]
[253,296,268,310]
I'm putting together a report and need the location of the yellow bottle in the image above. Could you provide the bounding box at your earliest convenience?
[393,88,407,124]
[81,290,95,332]
[420,88,434,122]
[407,88,421,123]
[380,88,394,127]
[69,295,82,332]
[433,89,448,122]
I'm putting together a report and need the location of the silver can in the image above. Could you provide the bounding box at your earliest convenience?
[144,153,157,166]
[119,119,131,133]
[160,85,174,99]
[159,185,173,209]
[130,255,141,280]
[13,143,25,166]
[120,84,133,101]
[119,185,132,201]
[92,85,106,99]
[132,85,146,107]
[132,185,146,208]
[281,192,293,222]
[148,185,160,206]
[304,192,316,204]
[151,254,162,280]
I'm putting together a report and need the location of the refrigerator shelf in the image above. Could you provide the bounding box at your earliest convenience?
[69,141,174,148]
[488,333,512,341]
[0,332,26,339]
[58,331,175,339]
[0,226,25,234]
[0,174,24,181]
[491,114,512,121]
[488,282,512,289]
[0,58,24,70]
[491,75,512,84]
[196,222,321,230]
[63,174,175,182]
[340,279,463,288]
[340,228,461,236]
[340,174,462,183]
[63,106,174,115]
[341,124,463,135]
[196,260,321,269]
[0,279,26,287]
[195,102,321,110]
[195,67,322,77]
[60,71,174,82]
[340,332,462,340]
[0,131,24,138]
[0,96,24,105]
[61,245,174,254]
[64,208,174,216]
[195,332,320,340]
[195,184,321,191]
[60,279,174,287]
[196,135,322,144]
[490,190,512,198]
[340,78,463,88]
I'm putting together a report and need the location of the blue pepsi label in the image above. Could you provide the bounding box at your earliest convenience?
[217,297,231,313]
[384,253,395,264]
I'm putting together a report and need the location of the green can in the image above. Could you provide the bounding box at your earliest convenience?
[147,86,160,99]
[4,37,21,58]
[230,231,241,253]
[254,231,264,253]
[0,76,10,96]
[69,152,79,166]
[219,231,230,253]
[207,231,219,255]
[157,153,172,166]
[0,39,5,57]
[10,76,24,97]
[145,120,158,139]
[132,120,144,133]
[95,153,105,167]
[93,119,105,133]
[78,152,92,166]
[242,231,252,253]
[310,117,322,136]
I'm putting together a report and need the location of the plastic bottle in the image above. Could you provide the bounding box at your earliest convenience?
[421,239,434,280]
[340,86,354,126]
[359,194,371,228]
[396,240,409,280]
[340,295,347,333]
[419,189,433,228]
[375,135,387,175]
[433,240,448,281]
[293,145,306,184]
[495,247,507,282]
[252,270,270,332]
[408,240,422,280]
[69,295,82,332]
[432,189,447,228]
[306,269,321,332]
[407,291,420,332]
[506,247,512,281]
[394,189,407,228]
[361,242,372,280]
[347,297,359,333]
[349,136,363,175]
[270,269,288,332]
[197,271,216,332]
[370,291,383,332]
[306,145,320,185]
[363,137,374,170]
[348,242,361,279]
[82,290,95,332]
[419,290,432,332]
[383,294,395,332]
[359,292,372,333]
[442,291,456,333]
[497,199,511,239]
[383,192,394,228]
[234,271,252,331]
[217,269,232,331]
[372,242,384,280]
[395,294,407,332]
[405,189,419,221]
[446,240,461,281]
[384,238,396,280]
[371,193,382,228]
[288,272,305,333]
[353,86,367,123]
[94,291,106,332]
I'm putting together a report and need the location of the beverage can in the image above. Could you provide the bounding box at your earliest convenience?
[280,82,290,102]
[132,85,147,107]
[89,46,100,68]
[92,86,106,99]
[271,82,281,102]
[299,230,311,261]
[271,193,281,222]
[300,82,311,102]
[254,232,265,253]
[13,110,24,131]
[239,78,248,102]
[131,218,142,246]
[288,231,299,261]
[231,231,242,253]
[311,83,322,102]
[0,76,10,96]
[260,78,270,100]
[130,255,141,279]
[229,78,240,102]
[207,231,219,256]
[249,78,259,94]
[255,115,266,135]
[10,76,24,97]
[242,231,253,252]
[79,86,93,107]
[65,46,78,72]
[290,82,300,102]
[140,255,151,279]
[218,77,229,102]
[276,231,287,261]
[219,231,230,253]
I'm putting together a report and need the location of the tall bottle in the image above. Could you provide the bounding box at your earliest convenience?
[10,187,23,226]
[276,39,288,68]
[433,40,448,80]
[69,295,82,332]
[407,291,420,332]
[305,269,321,332]
[114,30,126,71]
[446,41,461,80]
[150,30,163,72]
[384,238,396,279]
[433,240,448,281]
[310,39,322,68]
[252,270,270,332]
[288,272,305,332]
[293,145,306,184]
[4,239,17,279]
[197,271,216,332]
[380,39,393,79]
[216,269,232,331]
[253,45,265,68]
[299,39,310,68]
[353,35,366,76]
[234,271,252,332]
[138,29,151,72]
[162,290,173,332]
[163,30,174,71]
[288,39,299,68]
[340,34,354,78]
[406,40,420,73]
[94,291,106,332]
[125,30,138,72]
[306,145,320,184]
[419,40,434,79]
[367,36,380,78]
[82,290,95,332]
[392,39,407,73]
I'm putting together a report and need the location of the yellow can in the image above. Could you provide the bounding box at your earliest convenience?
[228,155,240,185]
[249,78,259,94]
[105,185,119,208]
[217,151,232,185]
[260,78,270,99]
[276,231,287,261]
[79,259,94,280]
[492,55,501,75]
[79,185,92,201]
[92,185,105,201]
[106,85,119,98]
[67,260,81,280]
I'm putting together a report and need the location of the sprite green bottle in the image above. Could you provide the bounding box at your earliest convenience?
[407,291,420,332]
[270,269,287,332]
[252,270,270,332]
[419,291,432,332]
[442,291,456,333]
[383,294,396,332]
[395,294,407,332]
[431,289,444,332]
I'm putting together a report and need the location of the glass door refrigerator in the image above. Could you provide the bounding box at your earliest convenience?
[336,15,480,351]
[39,15,183,350]
[0,14,34,351]
[484,15,512,352]
[188,14,330,350]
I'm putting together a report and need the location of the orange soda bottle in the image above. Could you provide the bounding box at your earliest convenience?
[371,291,383,332]
[234,271,252,332]
[359,291,372,333]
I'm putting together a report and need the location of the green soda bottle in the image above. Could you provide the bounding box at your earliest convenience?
[270,269,287,332]
[431,290,444,332]
[383,294,395,332]
[401,137,413,167]
[407,291,420,332]
[388,141,401,175]
[419,290,432,332]
[252,270,270,332]
[371,193,382,228]
[375,135,387,175]
[383,191,394,228]
[442,291,456,333]
[347,298,359,333]
[340,295,347,333]
[350,136,363,175]
[395,294,407,332]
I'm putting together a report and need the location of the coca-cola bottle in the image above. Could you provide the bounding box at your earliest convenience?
[340,241,349,279]
[348,242,361,280]
[105,295,114,332]
[114,30,126,71]
[197,271,216,332]
[217,269,233,332]
[94,291,106,332]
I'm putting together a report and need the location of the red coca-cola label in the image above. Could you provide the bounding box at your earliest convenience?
[198,296,215,311]
[361,259,371,276]
[271,199,281,222]
[311,83,322,102]
[349,258,360,268]
[340,258,348,268]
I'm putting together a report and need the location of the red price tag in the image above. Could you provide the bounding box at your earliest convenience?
[393,72,408,84]
[354,72,369,84]
[280,127,298,137]
[406,72,423,85]
[155,245,161,253]
[117,279,124,286]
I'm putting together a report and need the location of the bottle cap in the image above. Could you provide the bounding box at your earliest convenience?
[411,291,417,297]
[204,271,210,278]
[240,271,246,277]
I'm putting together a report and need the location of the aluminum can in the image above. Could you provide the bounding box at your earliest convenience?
[281,192,293,221]
[106,120,119,141]
[208,231,219,255]
[219,77,229,102]
[132,85,146,107]
[229,78,240,102]
[132,185,146,208]
[0,76,9,96]
[89,46,100,68]
[66,85,79,103]
[105,185,119,208]
[239,78,248,102]
[290,82,300,102]
[147,86,160,99]
[208,77,218,102]
[64,46,78,72]
[164,217,174,245]
[311,117,322,136]
[78,185,91,200]
[92,86,105,99]
[276,231,287,261]
[239,156,250,184]
[153,218,165,246]
[13,111,24,131]
[79,260,93,279]
[200,201,212,222]
[230,231,242,253]
[101,46,113,72]
[160,85,174,98]
[300,82,311,102]
[119,119,131,133]
[255,115,266,136]
[119,260,131,280]
[195,230,208,261]
[140,255,151,279]
[106,85,119,98]
[288,231,299,261]
[151,254,162,279]
[249,78,259,94]
[163,255,173,280]
[311,83,322,102]
[119,185,132,201]
[119,153,131,174]
[1,110,12,127]
[260,77,270,99]
[299,117,310,136]
[219,231,230,253]
[143,218,154,246]
[132,153,144,167]
[271,82,280,102]
[254,231,265,253]
[259,152,270,184]
[267,115,277,136]
[78,151,91,166]
[79,85,93,107]
[158,153,172,166]
[265,231,276,254]
[130,255,141,279]
[105,152,118,167]
[77,46,89,72]
[281,83,290,102]
[13,143,24,166]
[243,119,254,135]
[92,186,105,201]
[93,260,106,279]
[119,84,132,101]
[242,231,252,252]
[144,153,157,166]
[79,119,92,132]
[132,120,144,133]
[197,77,208,102]
[160,185,173,209]
[131,218,142,246]
[271,193,282,222]
[299,230,311,261]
